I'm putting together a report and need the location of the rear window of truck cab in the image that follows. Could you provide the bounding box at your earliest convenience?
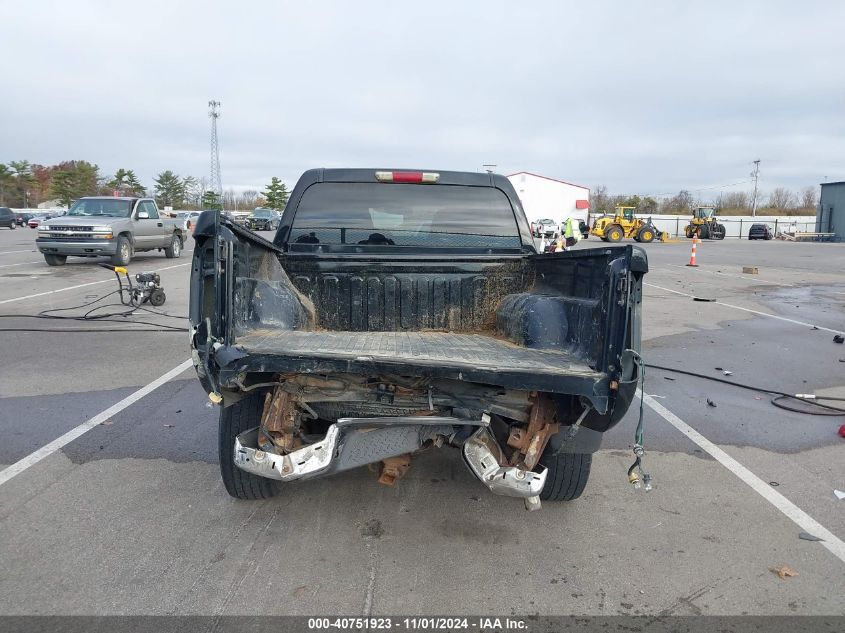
[287,183,522,251]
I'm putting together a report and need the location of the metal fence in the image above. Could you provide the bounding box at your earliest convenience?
[633,215,817,239]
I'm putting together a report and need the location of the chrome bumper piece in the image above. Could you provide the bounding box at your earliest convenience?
[462,427,547,501]
[234,416,472,482]
[234,415,547,505]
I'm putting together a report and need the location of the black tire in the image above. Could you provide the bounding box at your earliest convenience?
[698,223,711,240]
[149,288,166,307]
[539,450,592,501]
[9,222,15,230]
[606,225,624,242]
[219,393,278,500]
[44,254,67,266]
[685,225,695,238]
[111,235,132,266]
[164,233,182,258]
[715,224,726,240]
[637,226,656,243]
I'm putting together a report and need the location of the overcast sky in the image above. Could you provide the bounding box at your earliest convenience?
[2,0,843,199]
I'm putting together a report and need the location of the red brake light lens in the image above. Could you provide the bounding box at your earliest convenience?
[375,171,440,183]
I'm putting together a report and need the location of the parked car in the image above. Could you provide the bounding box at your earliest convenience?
[14,212,32,226]
[246,208,281,231]
[0,207,18,229]
[175,211,202,231]
[748,223,773,240]
[531,218,559,239]
[35,197,185,266]
[28,215,50,228]
[190,168,648,508]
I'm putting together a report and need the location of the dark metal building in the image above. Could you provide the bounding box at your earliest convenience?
[817,181,845,241]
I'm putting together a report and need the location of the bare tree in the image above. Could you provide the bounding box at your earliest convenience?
[591,184,610,214]
[799,186,817,211]
[767,187,796,211]
[660,190,694,215]
[239,189,260,210]
[720,191,750,213]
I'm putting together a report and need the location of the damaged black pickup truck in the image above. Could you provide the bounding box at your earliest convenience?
[190,169,647,510]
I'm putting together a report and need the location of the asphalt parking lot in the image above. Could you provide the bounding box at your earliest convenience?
[0,228,843,616]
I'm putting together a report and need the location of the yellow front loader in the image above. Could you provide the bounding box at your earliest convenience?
[590,206,668,243]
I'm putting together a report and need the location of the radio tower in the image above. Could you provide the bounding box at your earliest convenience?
[208,100,223,199]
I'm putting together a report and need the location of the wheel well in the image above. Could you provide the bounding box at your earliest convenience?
[118,231,133,245]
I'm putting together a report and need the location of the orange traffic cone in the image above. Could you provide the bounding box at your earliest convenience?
[686,236,699,267]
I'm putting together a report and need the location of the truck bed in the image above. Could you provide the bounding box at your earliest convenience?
[234,329,604,394]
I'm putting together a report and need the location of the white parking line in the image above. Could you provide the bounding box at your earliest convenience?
[644,281,843,335]
[0,359,193,487]
[0,262,190,305]
[640,393,845,564]
[0,261,41,269]
[664,263,793,287]
[0,249,38,255]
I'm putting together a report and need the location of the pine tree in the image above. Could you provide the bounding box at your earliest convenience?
[154,170,185,208]
[201,190,222,210]
[262,177,289,210]
[108,168,146,196]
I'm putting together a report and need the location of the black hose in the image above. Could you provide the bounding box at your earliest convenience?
[646,363,845,416]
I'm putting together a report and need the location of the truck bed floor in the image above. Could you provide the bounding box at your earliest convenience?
[235,330,600,381]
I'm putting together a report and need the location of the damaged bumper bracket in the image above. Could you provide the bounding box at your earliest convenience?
[234,416,482,482]
[463,427,547,499]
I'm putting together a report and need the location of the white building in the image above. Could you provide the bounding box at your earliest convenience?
[506,172,590,226]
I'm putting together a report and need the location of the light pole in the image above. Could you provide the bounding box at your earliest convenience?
[750,159,760,217]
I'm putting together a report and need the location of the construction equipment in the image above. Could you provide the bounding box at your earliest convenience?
[684,207,726,240]
[590,206,667,243]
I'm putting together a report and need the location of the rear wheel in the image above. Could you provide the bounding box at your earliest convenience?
[539,450,592,501]
[148,288,166,307]
[219,393,278,500]
[714,223,726,240]
[606,225,624,242]
[44,254,67,266]
[698,223,711,240]
[164,234,182,258]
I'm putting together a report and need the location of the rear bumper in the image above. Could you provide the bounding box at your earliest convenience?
[233,416,547,499]
[36,238,117,256]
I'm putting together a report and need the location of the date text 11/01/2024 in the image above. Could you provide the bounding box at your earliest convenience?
[307,617,528,630]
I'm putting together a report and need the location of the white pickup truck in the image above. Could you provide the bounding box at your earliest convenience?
[36,197,185,266]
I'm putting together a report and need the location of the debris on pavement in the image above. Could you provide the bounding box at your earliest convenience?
[769,565,798,580]
[834,334,845,344]
[798,532,824,542]
[100,420,113,426]
[693,297,716,302]
[835,490,845,500]
[664,376,676,381]
[706,398,717,408]
[723,370,733,376]
[742,266,759,274]
[839,426,845,438]
[163,424,174,428]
